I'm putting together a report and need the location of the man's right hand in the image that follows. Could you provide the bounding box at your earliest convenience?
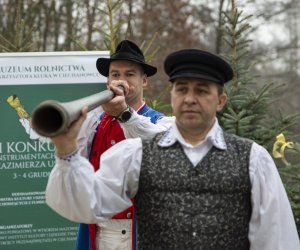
[102,80,129,117]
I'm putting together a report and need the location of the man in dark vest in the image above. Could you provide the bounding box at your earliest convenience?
[46,48,300,250]
[63,40,171,250]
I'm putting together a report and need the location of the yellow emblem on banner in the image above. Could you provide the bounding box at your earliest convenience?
[7,95,30,119]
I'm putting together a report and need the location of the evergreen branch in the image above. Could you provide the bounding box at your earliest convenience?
[141,32,158,57]
[0,44,13,52]
[95,7,108,16]
[238,14,254,24]
[70,37,89,51]
[111,0,123,11]
[0,34,17,49]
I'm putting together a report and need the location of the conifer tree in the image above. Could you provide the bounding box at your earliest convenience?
[219,0,300,152]
[219,0,300,233]
[0,0,35,52]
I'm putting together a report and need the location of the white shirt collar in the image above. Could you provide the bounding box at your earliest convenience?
[158,118,227,150]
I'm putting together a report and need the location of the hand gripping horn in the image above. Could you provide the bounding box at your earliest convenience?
[31,89,115,137]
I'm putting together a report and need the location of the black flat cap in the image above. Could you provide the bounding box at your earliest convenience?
[164,49,233,84]
[96,40,157,77]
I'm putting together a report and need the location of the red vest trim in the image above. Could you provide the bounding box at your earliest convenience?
[88,114,132,250]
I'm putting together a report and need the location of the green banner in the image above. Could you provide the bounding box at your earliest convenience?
[0,51,109,249]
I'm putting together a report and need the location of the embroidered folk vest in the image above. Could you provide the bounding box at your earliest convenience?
[135,132,252,250]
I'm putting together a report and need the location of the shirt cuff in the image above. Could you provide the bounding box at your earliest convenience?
[56,149,79,162]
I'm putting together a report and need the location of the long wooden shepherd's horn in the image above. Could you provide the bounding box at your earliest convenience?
[31,89,114,137]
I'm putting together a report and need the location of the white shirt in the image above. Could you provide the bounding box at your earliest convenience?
[46,118,300,250]
[70,105,173,231]
[76,106,174,158]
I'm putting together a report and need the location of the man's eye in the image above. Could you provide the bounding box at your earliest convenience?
[176,88,186,92]
[197,89,207,94]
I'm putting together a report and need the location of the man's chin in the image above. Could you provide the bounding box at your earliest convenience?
[181,114,200,121]
[181,120,201,128]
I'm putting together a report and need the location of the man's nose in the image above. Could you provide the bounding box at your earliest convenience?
[183,91,197,104]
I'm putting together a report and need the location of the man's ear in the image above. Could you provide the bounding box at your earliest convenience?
[142,74,148,87]
[216,93,227,112]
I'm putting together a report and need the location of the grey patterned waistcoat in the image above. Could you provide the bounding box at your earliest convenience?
[134,132,252,250]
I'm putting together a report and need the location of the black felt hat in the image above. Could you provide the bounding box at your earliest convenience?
[164,49,233,84]
[96,40,157,77]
